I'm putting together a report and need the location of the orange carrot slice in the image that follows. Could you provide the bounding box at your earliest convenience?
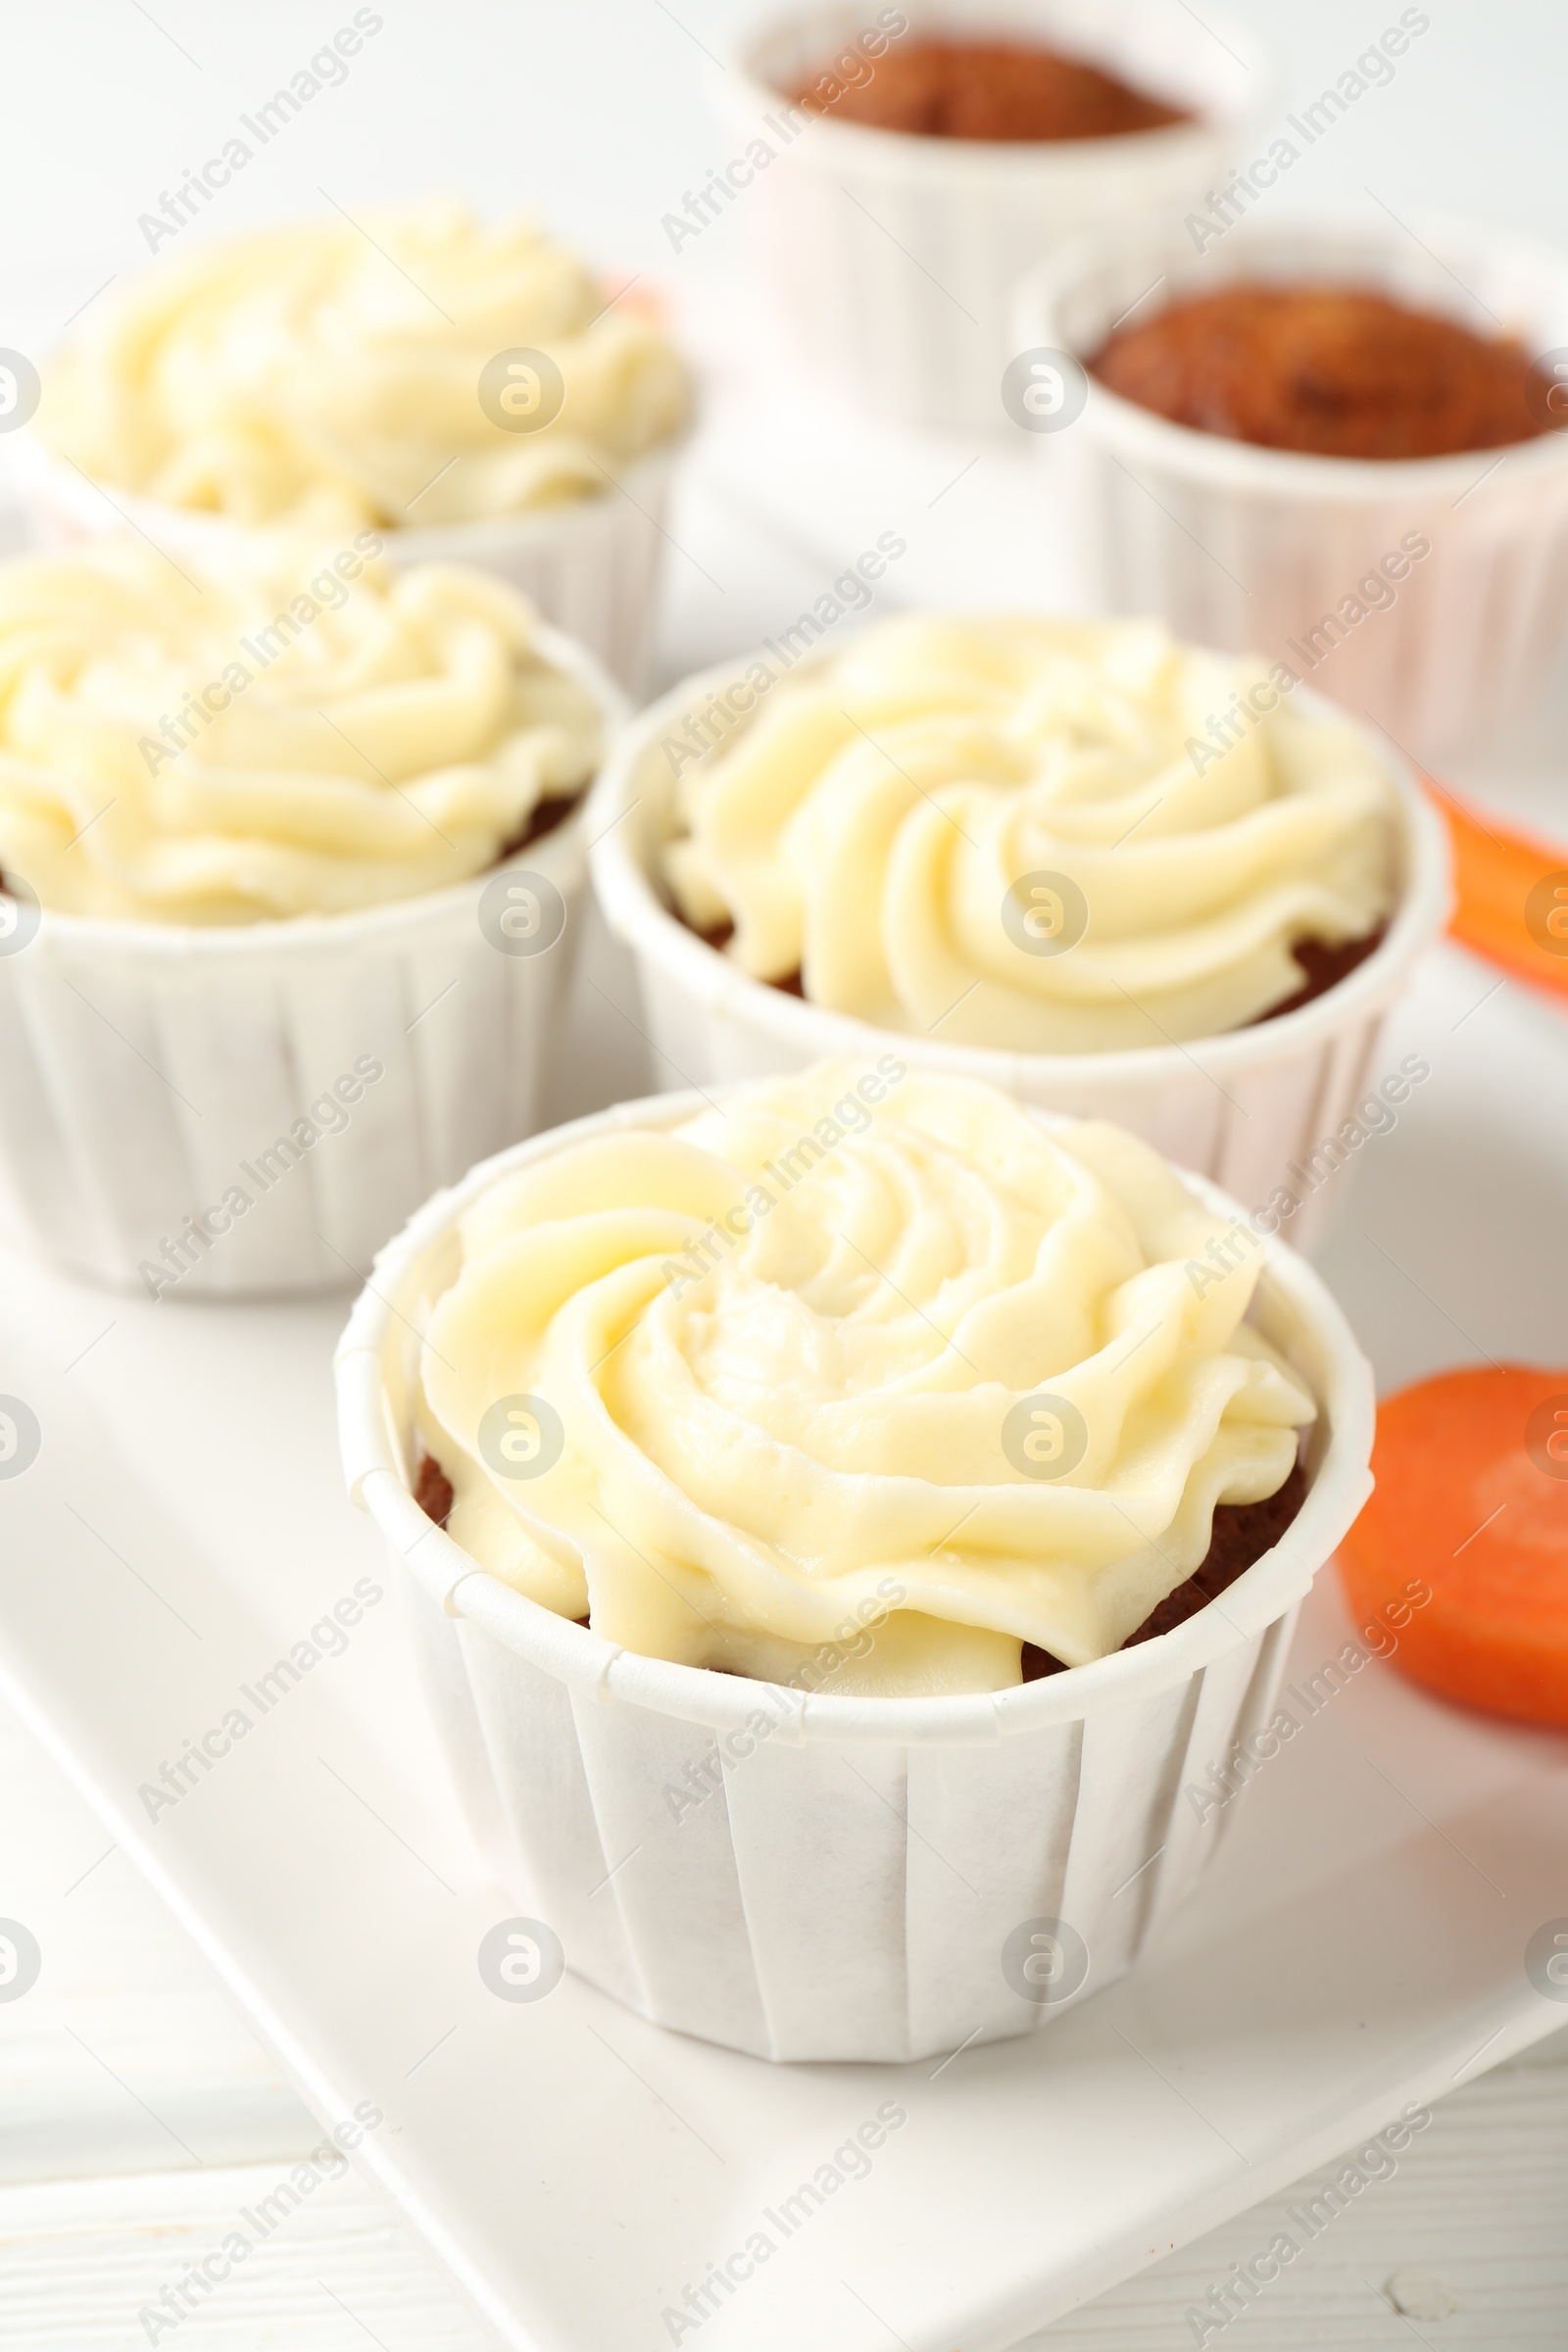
[1425,779,1568,1005]
[1338,1363,1568,1728]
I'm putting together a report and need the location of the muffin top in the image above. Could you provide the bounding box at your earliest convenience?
[662,615,1396,1053]
[413,1064,1314,1696]
[788,37,1191,141]
[1089,285,1556,461]
[0,534,604,923]
[39,200,691,529]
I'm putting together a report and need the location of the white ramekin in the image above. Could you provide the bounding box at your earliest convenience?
[334,1083,1374,2065]
[8,433,683,695]
[713,0,1277,429]
[1014,212,1568,761]
[586,648,1451,1249]
[0,624,626,1297]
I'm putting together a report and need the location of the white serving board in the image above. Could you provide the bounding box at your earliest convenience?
[1,931,1566,2352]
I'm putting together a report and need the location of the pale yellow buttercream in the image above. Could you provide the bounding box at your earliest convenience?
[662,614,1396,1051]
[0,535,604,922]
[415,1064,1314,1696]
[41,200,690,528]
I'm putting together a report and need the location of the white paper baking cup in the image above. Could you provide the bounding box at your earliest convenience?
[8,432,682,695]
[587,649,1451,1249]
[1014,212,1568,760]
[713,0,1276,429]
[334,1084,1374,2064]
[0,624,626,1297]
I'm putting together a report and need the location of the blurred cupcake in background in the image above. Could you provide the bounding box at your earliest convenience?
[1013,212,1568,760]
[19,201,692,686]
[590,612,1449,1234]
[711,0,1276,427]
[0,530,622,1291]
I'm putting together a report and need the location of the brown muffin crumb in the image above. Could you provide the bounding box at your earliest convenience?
[498,791,583,860]
[1126,1456,1310,1644]
[682,907,1381,1027]
[1090,286,1559,461]
[416,1460,589,1619]
[789,38,1190,142]
[1252,926,1386,1024]
[423,1438,1307,1681]
[1021,1454,1309,1679]
[414,1453,455,1528]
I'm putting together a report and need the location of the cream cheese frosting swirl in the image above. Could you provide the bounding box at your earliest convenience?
[414,1064,1314,1697]
[0,534,604,922]
[662,615,1396,1052]
[40,200,690,529]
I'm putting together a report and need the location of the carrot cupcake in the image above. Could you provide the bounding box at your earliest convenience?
[590,612,1448,1238]
[23,200,690,685]
[337,1062,1375,2059]
[0,531,619,1291]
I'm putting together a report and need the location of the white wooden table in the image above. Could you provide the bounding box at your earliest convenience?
[2,4,1567,2343]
